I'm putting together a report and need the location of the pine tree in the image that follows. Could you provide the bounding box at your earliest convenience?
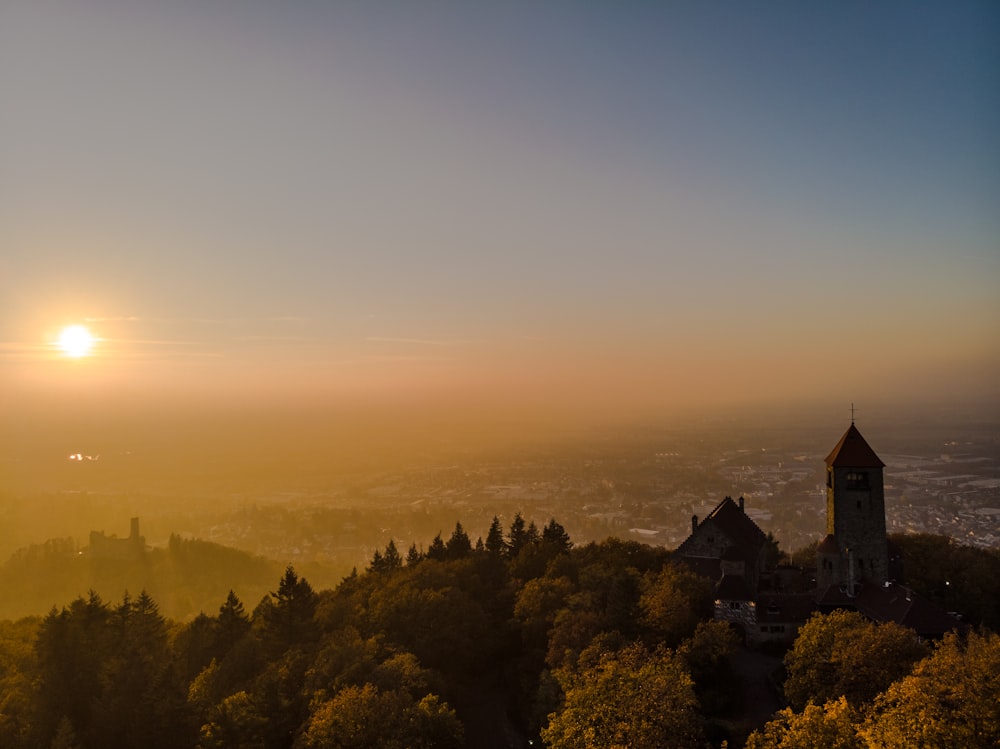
[383,539,403,570]
[485,516,507,557]
[508,513,528,557]
[446,522,472,559]
[426,533,447,561]
[406,544,423,566]
[542,519,572,553]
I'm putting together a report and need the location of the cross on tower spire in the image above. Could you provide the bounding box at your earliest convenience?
[850,402,857,424]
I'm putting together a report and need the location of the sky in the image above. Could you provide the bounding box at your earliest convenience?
[2,1,999,460]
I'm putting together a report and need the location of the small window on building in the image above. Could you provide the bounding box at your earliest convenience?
[760,626,768,632]
[729,601,740,610]
[846,471,869,490]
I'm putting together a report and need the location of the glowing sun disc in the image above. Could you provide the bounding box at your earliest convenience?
[57,325,95,357]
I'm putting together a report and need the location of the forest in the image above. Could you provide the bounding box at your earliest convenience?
[0,517,997,748]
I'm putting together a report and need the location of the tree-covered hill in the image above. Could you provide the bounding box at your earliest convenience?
[0,521,996,748]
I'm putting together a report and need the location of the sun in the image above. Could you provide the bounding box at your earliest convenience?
[56,325,96,358]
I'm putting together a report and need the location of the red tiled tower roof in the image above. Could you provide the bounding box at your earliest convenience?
[825,423,885,468]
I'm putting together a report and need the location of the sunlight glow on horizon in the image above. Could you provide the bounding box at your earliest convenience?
[55,325,96,358]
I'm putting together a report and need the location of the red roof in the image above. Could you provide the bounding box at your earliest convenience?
[825,423,885,468]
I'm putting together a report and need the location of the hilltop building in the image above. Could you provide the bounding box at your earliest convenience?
[676,422,959,644]
[816,423,889,591]
[87,517,147,559]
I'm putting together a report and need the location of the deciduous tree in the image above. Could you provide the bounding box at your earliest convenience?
[745,697,862,749]
[783,610,926,710]
[862,629,1000,749]
[542,641,702,749]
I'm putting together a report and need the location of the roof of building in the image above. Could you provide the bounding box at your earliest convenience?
[817,534,839,554]
[825,423,885,468]
[716,573,754,601]
[855,583,963,638]
[678,496,767,557]
[815,582,962,638]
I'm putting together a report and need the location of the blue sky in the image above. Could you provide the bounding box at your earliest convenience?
[2,1,998,427]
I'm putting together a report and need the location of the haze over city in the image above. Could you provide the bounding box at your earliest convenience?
[3,1,999,474]
[3,7,1000,748]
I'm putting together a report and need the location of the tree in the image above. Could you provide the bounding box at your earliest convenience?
[542,519,572,554]
[639,563,714,648]
[368,540,404,574]
[542,642,703,749]
[445,522,472,559]
[485,516,507,556]
[426,534,447,561]
[745,697,862,749]
[514,576,576,648]
[677,620,741,716]
[406,543,423,566]
[783,610,927,710]
[92,591,193,749]
[217,590,251,646]
[261,566,318,652]
[296,684,463,749]
[34,592,113,744]
[197,690,267,749]
[763,531,785,568]
[0,617,43,749]
[508,513,530,557]
[862,629,1000,749]
[382,539,402,570]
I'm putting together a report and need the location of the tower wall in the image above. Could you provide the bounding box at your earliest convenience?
[827,465,888,585]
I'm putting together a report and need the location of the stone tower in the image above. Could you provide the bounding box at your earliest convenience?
[817,422,889,591]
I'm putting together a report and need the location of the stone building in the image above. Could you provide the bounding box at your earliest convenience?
[816,422,889,592]
[677,422,959,644]
[87,517,147,559]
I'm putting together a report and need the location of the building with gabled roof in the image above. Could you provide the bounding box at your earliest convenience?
[677,495,768,593]
[676,421,961,644]
[676,496,773,640]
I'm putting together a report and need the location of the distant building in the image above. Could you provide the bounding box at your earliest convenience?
[676,422,961,644]
[87,517,147,559]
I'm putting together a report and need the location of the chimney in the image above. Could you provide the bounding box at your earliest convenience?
[130,517,140,540]
[691,515,698,534]
[739,496,745,512]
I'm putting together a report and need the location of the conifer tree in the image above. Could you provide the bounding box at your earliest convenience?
[485,516,507,556]
[445,522,472,559]
[382,539,403,570]
[508,513,528,557]
[406,543,423,566]
[426,533,447,561]
[542,519,572,553]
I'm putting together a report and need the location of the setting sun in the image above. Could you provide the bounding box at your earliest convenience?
[56,325,95,358]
